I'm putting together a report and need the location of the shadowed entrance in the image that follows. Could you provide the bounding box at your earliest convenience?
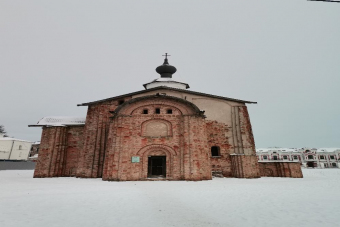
[148,156,166,178]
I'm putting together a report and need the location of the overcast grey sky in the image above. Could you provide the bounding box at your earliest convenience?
[0,0,339,148]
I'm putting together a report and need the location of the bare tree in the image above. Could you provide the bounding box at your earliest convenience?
[0,125,8,137]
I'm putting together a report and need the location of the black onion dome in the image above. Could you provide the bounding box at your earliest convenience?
[156,58,177,78]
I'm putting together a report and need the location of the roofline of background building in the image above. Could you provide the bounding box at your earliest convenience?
[77,86,257,106]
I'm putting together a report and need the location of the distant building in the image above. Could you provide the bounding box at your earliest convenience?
[0,134,33,161]
[256,148,340,168]
[28,142,40,161]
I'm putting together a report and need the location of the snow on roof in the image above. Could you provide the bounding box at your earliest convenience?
[143,78,190,90]
[0,137,32,143]
[317,148,340,153]
[29,116,86,127]
[256,148,340,153]
[256,148,300,153]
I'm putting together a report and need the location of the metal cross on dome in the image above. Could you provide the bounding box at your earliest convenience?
[162,53,171,59]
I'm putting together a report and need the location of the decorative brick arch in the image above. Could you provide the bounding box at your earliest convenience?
[136,144,177,179]
[141,119,173,137]
[112,95,205,117]
[136,144,177,156]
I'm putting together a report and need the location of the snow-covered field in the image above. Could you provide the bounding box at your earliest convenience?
[1,169,339,227]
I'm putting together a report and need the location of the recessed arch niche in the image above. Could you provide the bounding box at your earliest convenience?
[141,119,172,137]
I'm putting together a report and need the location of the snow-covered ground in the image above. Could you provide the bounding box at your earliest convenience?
[1,169,339,227]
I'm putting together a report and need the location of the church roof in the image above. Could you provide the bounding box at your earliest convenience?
[77,86,257,106]
[28,116,86,127]
[0,137,32,143]
[143,78,190,89]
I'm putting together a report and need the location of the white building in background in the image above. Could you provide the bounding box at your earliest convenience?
[0,134,33,161]
[256,148,340,168]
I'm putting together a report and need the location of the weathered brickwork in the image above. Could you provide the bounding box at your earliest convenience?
[102,96,211,181]
[230,155,261,178]
[206,120,233,177]
[34,126,84,177]
[259,162,303,178]
[76,98,132,178]
[33,92,303,180]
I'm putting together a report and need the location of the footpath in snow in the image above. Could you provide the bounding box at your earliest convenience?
[0,169,339,227]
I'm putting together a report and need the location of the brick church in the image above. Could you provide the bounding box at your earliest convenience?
[30,55,302,181]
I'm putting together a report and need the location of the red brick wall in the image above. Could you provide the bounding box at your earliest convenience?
[206,120,233,177]
[259,162,303,178]
[76,98,131,178]
[102,96,211,181]
[34,126,84,178]
[33,95,302,180]
[64,126,84,176]
[206,106,260,178]
[230,155,261,178]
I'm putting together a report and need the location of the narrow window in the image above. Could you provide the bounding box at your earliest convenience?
[118,100,124,105]
[19,145,22,150]
[143,109,148,114]
[155,108,160,114]
[211,146,220,157]
[167,109,172,114]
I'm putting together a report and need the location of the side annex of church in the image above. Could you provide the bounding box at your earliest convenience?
[29,56,302,181]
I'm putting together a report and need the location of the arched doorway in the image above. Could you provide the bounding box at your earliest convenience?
[137,145,177,180]
[148,156,166,178]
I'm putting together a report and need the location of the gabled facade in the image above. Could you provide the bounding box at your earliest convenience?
[29,56,303,180]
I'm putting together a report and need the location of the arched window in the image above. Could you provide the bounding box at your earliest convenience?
[273,156,278,160]
[211,146,220,157]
